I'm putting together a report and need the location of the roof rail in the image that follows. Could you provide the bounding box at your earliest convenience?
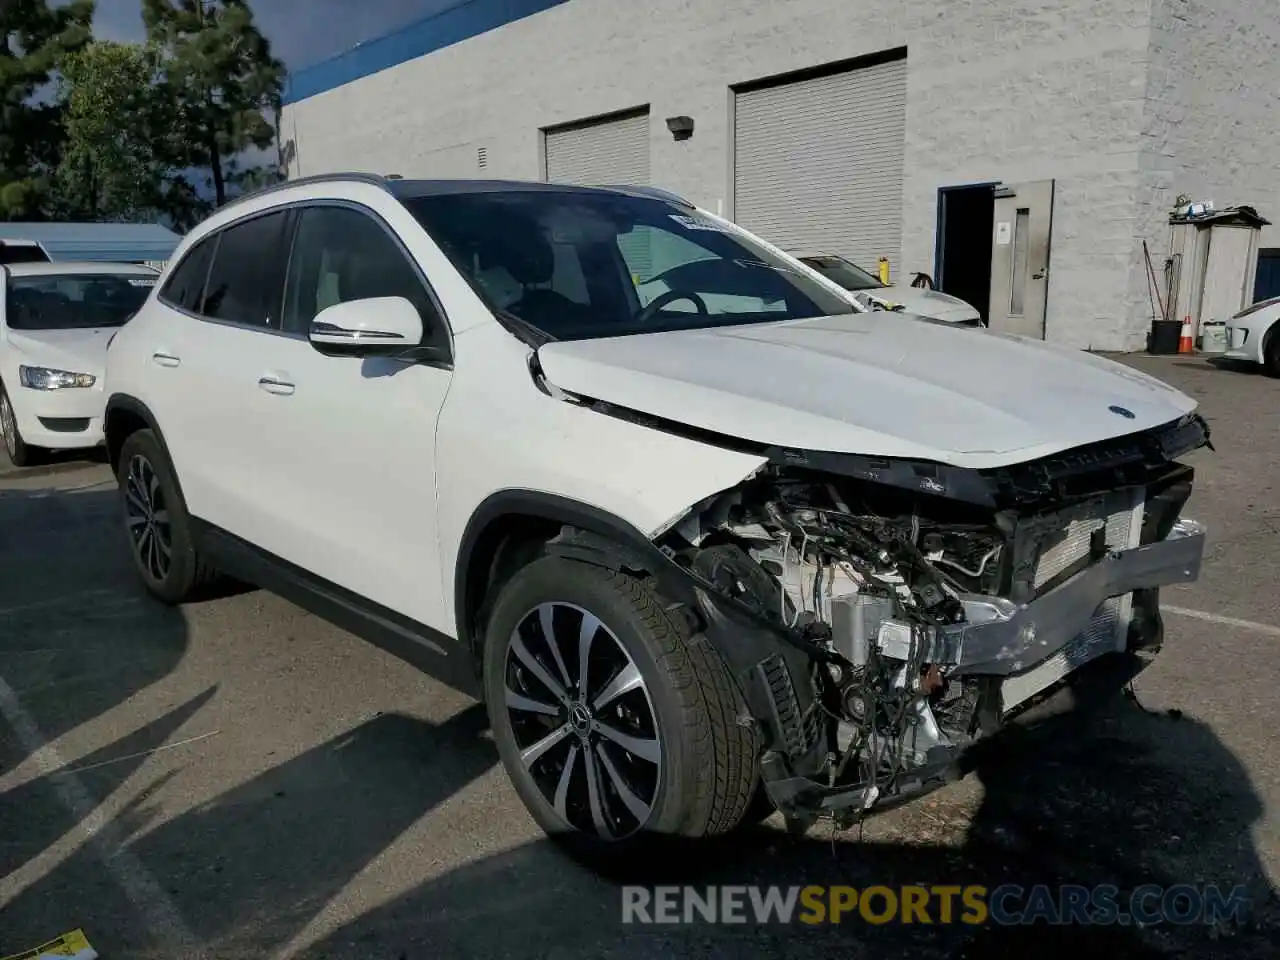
[218,171,394,212]
[594,184,695,208]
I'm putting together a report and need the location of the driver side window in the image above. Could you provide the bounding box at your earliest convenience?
[283,205,444,343]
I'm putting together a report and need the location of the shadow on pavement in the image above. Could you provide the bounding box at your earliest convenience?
[0,485,196,953]
[290,696,1277,960]
[0,488,189,770]
[1,705,498,957]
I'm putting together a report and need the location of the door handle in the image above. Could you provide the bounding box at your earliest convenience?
[151,351,181,368]
[258,375,295,396]
[1032,268,1048,280]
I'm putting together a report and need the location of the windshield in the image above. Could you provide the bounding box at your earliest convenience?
[4,273,155,330]
[403,189,855,340]
[799,255,885,292]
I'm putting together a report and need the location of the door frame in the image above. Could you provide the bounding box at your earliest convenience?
[933,180,998,290]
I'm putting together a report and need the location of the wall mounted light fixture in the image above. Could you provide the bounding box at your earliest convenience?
[666,116,694,141]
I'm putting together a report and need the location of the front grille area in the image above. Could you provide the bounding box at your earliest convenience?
[999,487,1147,709]
[1009,488,1145,599]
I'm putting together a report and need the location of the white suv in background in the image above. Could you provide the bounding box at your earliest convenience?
[1,261,158,466]
[103,174,1208,866]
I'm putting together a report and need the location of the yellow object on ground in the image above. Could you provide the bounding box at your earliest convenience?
[877,257,890,285]
[0,929,98,960]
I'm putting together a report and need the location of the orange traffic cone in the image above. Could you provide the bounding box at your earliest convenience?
[1177,317,1195,354]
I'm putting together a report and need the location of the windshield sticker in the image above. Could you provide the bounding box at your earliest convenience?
[668,213,726,232]
[128,278,157,287]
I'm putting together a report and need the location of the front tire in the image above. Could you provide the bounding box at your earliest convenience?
[1264,325,1280,377]
[483,556,757,868]
[117,429,218,603]
[0,385,38,468]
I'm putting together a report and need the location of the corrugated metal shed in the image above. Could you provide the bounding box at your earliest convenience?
[0,222,182,263]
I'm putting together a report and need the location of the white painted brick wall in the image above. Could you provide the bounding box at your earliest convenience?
[282,0,1279,349]
[1132,0,1280,345]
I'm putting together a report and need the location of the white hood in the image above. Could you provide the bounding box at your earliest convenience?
[538,313,1197,469]
[4,327,114,376]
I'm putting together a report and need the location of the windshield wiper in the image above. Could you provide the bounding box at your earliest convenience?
[731,258,805,277]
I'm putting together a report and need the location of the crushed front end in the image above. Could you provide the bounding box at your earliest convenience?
[652,414,1210,830]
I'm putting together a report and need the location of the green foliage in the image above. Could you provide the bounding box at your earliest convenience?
[143,0,284,206]
[52,41,166,221]
[0,0,94,219]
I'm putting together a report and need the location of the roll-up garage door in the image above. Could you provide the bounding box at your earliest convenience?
[543,109,651,186]
[733,55,906,268]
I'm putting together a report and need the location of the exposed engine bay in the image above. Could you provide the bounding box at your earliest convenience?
[645,447,1202,830]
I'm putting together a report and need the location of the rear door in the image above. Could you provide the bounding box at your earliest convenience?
[987,180,1055,339]
[153,209,294,534]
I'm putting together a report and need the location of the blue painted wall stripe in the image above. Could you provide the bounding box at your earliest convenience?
[283,0,571,105]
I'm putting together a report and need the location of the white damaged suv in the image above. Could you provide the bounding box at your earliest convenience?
[103,174,1208,862]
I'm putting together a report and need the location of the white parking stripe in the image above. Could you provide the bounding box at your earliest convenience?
[0,672,204,956]
[1164,604,1280,639]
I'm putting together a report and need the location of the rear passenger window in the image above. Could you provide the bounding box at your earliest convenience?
[159,235,215,313]
[282,206,441,340]
[201,211,290,328]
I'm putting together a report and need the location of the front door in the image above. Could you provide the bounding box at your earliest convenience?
[252,202,455,634]
[987,180,1054,338]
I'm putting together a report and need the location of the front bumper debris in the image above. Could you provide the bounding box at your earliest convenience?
[758,519,1206,824]
[874,518,1206,677]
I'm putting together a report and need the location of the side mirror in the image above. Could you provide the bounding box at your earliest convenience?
[308,296,424,357]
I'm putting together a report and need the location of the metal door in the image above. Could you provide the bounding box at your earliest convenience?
[733,55,907,267]
[988,180,1054,338]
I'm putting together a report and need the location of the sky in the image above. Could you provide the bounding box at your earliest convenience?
[91,0,443,72]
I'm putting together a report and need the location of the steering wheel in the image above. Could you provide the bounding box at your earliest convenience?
[635,289,708,325]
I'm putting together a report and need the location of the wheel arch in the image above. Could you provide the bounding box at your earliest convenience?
[104,394,182,494]
[454,490,690,666]
[1262,318,1280,366]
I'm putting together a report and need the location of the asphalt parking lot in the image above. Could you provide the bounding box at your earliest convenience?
[1,354,1277,959]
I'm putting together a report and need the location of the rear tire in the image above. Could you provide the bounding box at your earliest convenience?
[482,556,757,870]
[117,429,218,603]
[0,385,39,468]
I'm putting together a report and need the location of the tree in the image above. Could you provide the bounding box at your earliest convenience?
[142,0,284,207]
[0,0,93,219]
[52,40,166,221]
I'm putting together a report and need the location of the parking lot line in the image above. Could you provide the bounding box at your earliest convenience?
[0,671,203,957]
[1164,604,1280,639]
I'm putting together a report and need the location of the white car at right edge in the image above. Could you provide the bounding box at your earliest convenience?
[1224,295,1280,375]
[101,174,1209,869]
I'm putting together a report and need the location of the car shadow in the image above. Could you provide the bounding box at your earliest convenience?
[1182,357,1262,375]
[288,695,1278,960]
[0,485,195,949]
[0,705,499,957]
[0,487,190,773]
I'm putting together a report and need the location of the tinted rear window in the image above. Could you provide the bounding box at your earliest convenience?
[160,235,216,313]
[201,212,289,327]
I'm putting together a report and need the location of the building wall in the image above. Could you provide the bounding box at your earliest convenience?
[284,0,1166,349]
[1134,0,1280,338]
